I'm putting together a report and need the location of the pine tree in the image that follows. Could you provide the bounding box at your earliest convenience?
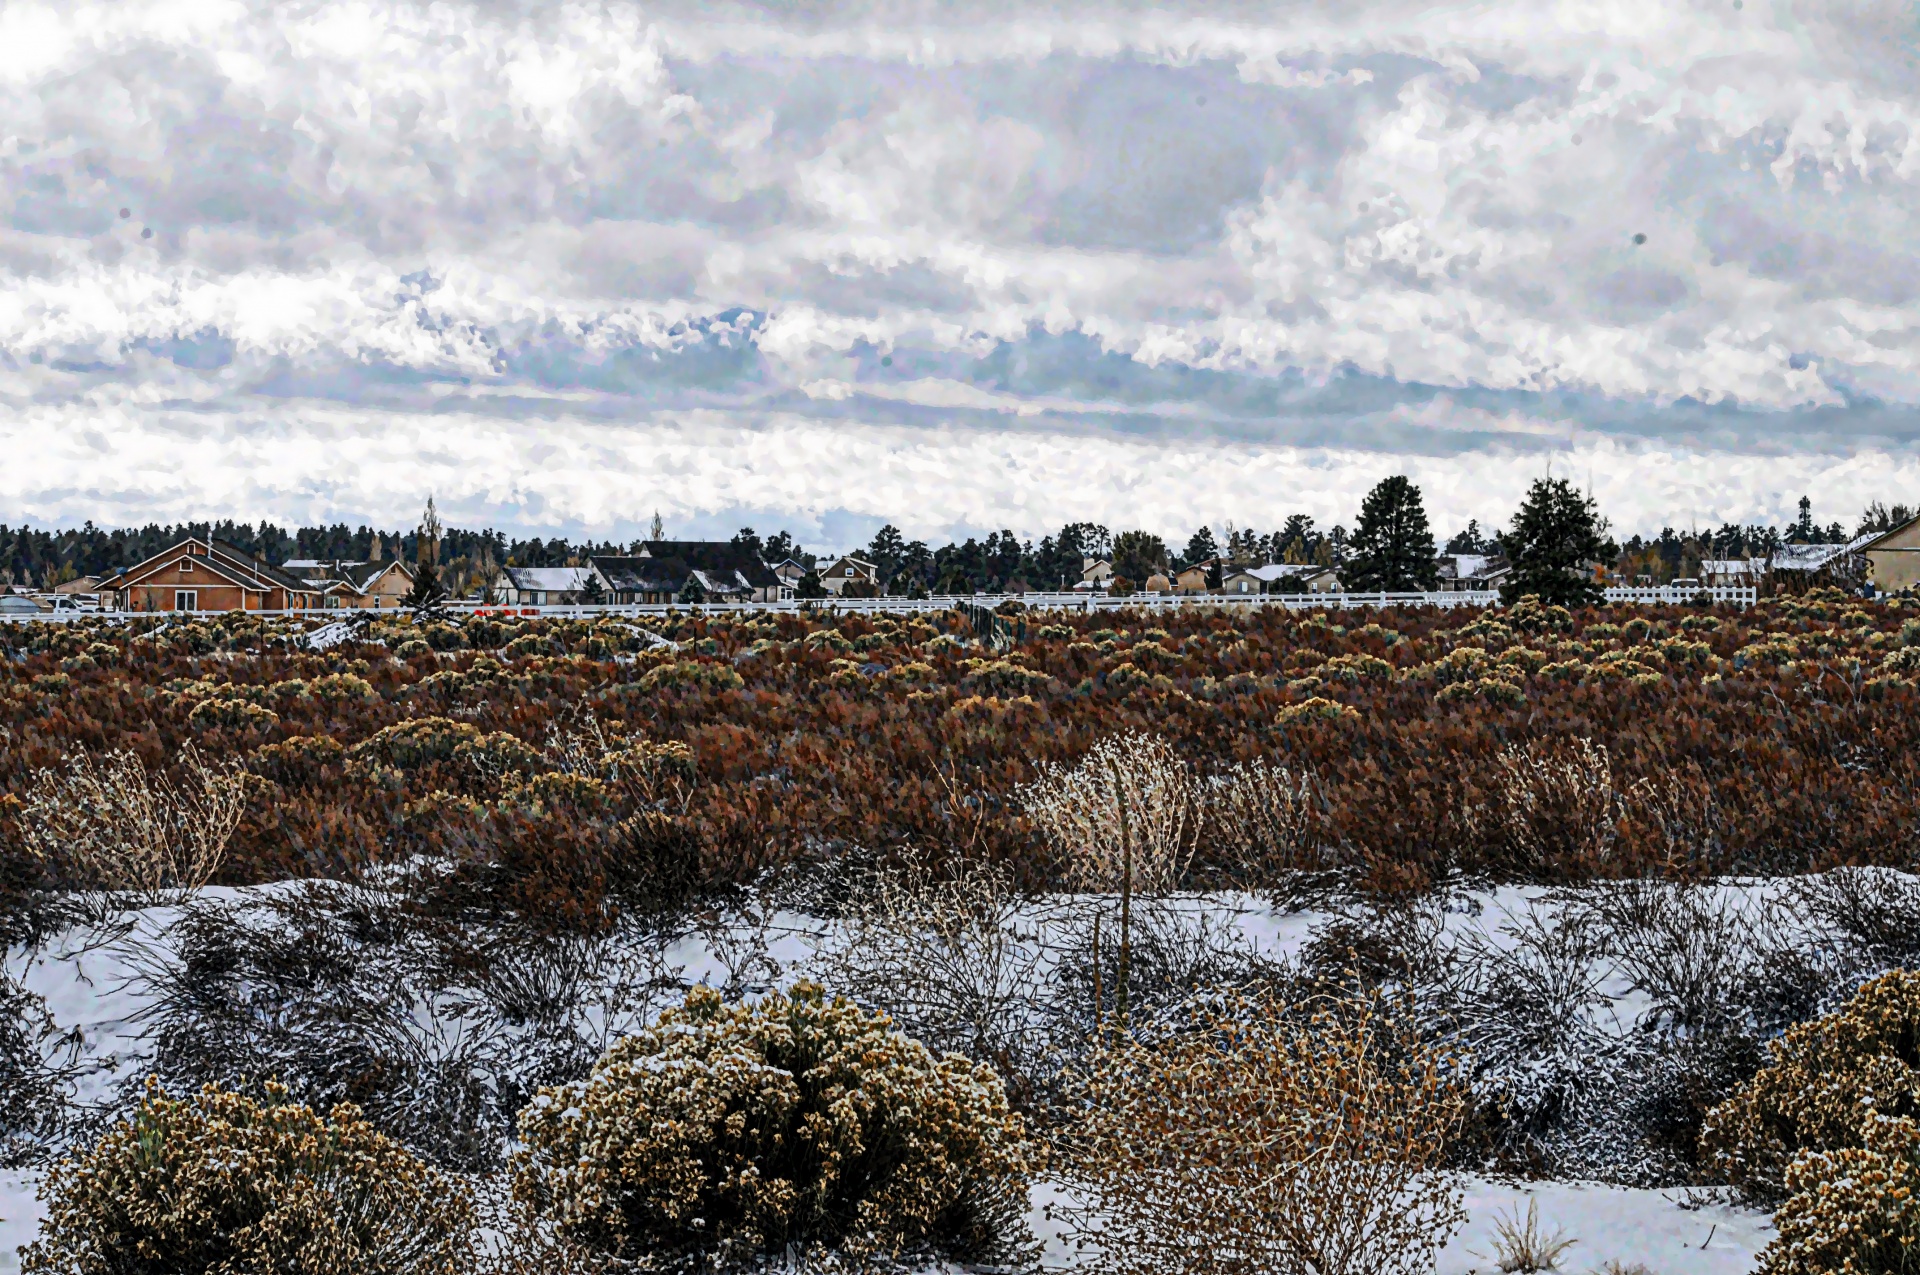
[1500,477,1611,606]
[1344,476,1439,591]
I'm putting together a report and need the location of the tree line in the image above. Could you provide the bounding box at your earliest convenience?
[0,486,1906,601]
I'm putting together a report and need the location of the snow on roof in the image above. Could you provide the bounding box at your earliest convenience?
[503,566,595,590]
[1772,534,1874,572]
[1237,562,1318,581]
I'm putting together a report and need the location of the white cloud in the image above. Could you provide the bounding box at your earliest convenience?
[0,0,1915,539]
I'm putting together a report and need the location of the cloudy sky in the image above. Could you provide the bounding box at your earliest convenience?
[1,0,1917,548]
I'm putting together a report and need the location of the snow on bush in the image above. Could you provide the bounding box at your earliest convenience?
[1761,1112,1920,1274]
[512,981,1035,1271]
[21,1079,474,1275]
[1702,969,1920,1203]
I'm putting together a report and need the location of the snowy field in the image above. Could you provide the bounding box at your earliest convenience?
[0,876,1834,1268]
[0,1169,1773,1273]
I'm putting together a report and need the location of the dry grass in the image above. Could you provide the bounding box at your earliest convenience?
[12,744,245,900]
[1209,756,1319,887]
[1483,1199,1577,1272]
[1020,730,1197,894]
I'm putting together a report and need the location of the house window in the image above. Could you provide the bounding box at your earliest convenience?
[180,559,193,572]
[174,590,198,612]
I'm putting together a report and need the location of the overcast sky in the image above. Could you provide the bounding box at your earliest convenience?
[1,0,1917,548]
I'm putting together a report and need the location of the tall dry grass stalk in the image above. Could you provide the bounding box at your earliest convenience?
[1486,737,1628,871]
[1053,989,1468,1275]
[1020,731,1197,894]
[1210,757,1318,885]
[818,850,1053,1095]
[14,745,245,899]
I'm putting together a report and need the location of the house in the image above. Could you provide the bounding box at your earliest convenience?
[1219,564,1293,595]
[1860,517,1920,593]
[284,560,417,609]
[1079,558,1114,590]
[502,566,596,606]
[770,559,809,595]
[51,575,101,596]
[817,555,880,597]
[1700,558,1767,588]
[102,539,325,613]
[1434,554,1510,592]
[589,541,782,604]
[1173,558,1232,594]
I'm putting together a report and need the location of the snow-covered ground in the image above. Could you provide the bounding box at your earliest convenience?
[0,1167,1771,1272]
[1441,1179,1769,1274]
[0,878,1818,1268]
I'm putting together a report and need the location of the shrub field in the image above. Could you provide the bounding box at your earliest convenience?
[3,590,1919,914]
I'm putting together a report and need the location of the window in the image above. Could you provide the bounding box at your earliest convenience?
[179,559,193,572]
[174,591,198,612]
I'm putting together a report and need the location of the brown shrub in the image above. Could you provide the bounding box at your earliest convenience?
[22,1080,474,1275]
[1052,989,1467,1275]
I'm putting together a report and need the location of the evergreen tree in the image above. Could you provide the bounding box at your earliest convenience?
[1344,476,1439,591]
[1182,526,1219,570]
[1500,478,1612,607]
[579,574,606,606]
[677,575,708,605]
[866,525,908,586]
[1111,531,1168,585]
[796,568,827,600]
[404,563,448,612]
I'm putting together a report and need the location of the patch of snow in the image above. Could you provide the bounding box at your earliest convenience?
[0,1167,45,1274]
[1441,1178,1772,1274]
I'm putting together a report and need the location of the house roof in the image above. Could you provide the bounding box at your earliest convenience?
[1773,534,1874,572]
[503,566,596,592]
[592,551,768,596]
[600,542,778,594]
[1230,562,1321,581]
[342,560,412,588]
[283,560,412,591]
[1858,516,1920,553]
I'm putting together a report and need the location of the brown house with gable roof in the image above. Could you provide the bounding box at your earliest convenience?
[100,538,325,613]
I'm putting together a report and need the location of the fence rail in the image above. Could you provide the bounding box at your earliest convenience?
[0,583,1759,627]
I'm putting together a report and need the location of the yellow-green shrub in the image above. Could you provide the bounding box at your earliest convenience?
[22,1081,473,1275]
[1702,970,1920,1202]
[1760,1114,1920,1274]
[513,983,1033,1269]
